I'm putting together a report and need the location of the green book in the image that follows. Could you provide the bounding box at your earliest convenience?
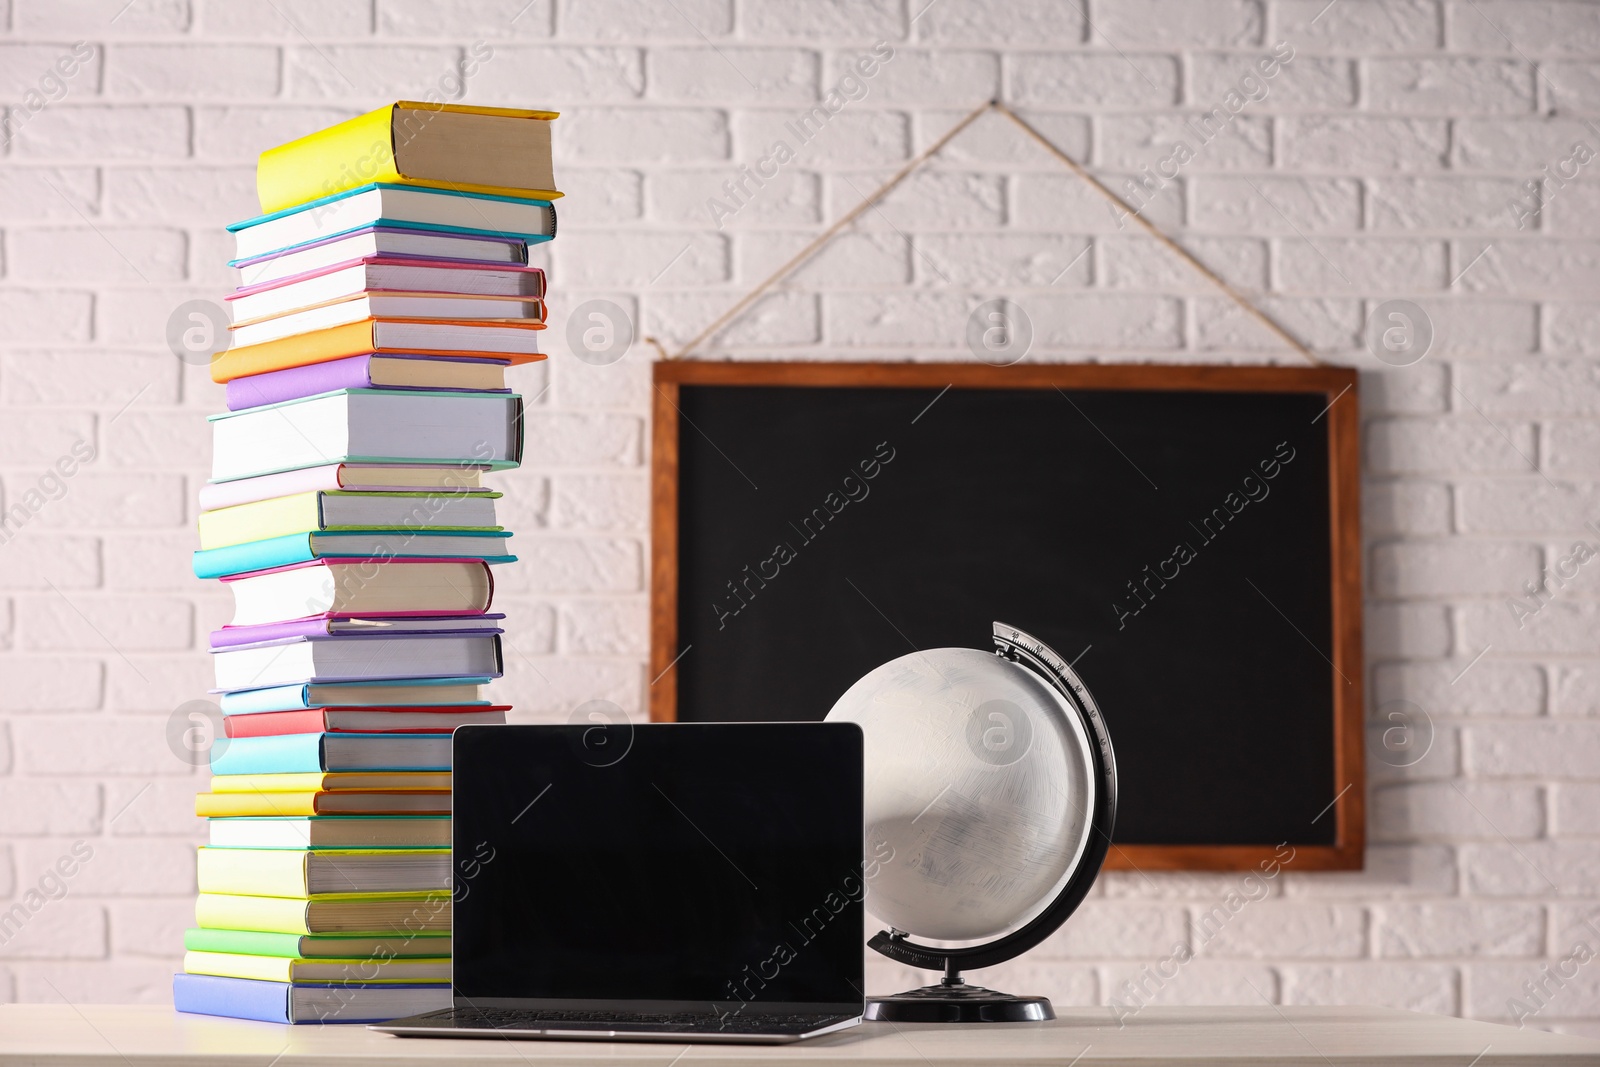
[195,889,452,937]
[183,928,451,959]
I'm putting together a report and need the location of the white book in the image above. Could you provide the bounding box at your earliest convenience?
[211,633,503,690]
[228,291,545,342]
[225,560,494,625]
[208,390,523,482]
[184,952,452,984]
[229,260,544,322]
[207,816,451,849]
[235,228,526,288]
[199,464,489,512]
[231,184,555,261]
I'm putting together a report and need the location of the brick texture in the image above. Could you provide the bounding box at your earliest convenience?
[0,0,1596,1033]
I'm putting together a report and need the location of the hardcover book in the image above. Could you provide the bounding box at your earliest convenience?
[217,679,489,714]
[173,973,450,1024]
[208,733,453,775]
[182,928,452,958]
[233,226,529,287]
[195,846,450,896]
[206,815,452,849]
[184,951,450,984]
[222,705,509,737]
[255,101,560,213]
[207,389,524,480]
[212,318,543,383]
[231,185,556,261]
[194,891,451,935]
[195,791,452,818]
[197,490,502,551]
[193,531,514,581]
[225,354,510,411]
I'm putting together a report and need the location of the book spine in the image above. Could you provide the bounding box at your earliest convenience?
[173,973,292,1024]
[256,104,400,215]
[196,492,324,552]
[185,951,296,984]
[223,709,327,737]
[218,685,315,714]
[196,848,314,897]
[226,356,376,412]
[184,927,307,957]
[209,733,327,776]
[196,792,323,818]
[193,534,318,580]
[198,467,345,511]
[211,620,335,648]
[211,318,543,384]
[211,320,377,384]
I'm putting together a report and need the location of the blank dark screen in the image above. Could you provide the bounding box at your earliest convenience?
[451,723,864,1009]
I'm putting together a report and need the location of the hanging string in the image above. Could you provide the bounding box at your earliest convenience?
[652,99,1322,368]
[992,103,1323,367]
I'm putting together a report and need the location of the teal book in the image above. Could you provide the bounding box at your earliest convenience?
[192,530,514,579]
[210,733,451,775]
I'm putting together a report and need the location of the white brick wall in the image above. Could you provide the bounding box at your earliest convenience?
[0,0,1598,1038]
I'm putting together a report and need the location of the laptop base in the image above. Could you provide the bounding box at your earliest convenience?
[374,1007,863,1044]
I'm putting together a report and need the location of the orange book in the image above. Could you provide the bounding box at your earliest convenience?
[211,318,545,383]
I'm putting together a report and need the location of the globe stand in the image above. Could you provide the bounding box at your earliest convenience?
[865,957,1054,1023]
[861,623,1119,1025]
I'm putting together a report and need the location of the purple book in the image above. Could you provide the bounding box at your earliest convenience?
[210,614,505,649]
[226,353,512,411]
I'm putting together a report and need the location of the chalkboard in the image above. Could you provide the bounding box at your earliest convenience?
[651,362,1363,871]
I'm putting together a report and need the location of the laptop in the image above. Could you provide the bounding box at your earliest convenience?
[374,721,866,1043]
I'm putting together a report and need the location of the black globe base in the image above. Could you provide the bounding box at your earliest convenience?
[865,980,1054,1023]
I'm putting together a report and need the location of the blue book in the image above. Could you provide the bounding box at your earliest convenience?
[227,181,557,264]
[192,530,514,580]
[219,678,492,714]
[173,972,450,1024]
[211,733,451,775]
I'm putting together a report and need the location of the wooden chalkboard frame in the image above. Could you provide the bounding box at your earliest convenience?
[650,360,1364,872]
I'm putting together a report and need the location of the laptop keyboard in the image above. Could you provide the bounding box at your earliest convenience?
[418,1006,854,1035]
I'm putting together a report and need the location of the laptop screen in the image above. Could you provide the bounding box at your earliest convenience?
[451,722,864,1013]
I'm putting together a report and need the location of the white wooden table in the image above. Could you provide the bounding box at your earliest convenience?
[0,1004,1596,1065]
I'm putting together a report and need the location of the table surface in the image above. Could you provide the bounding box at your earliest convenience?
[0,1005,1597,1066]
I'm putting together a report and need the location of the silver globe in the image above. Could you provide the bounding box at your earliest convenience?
[827,645,1098,943]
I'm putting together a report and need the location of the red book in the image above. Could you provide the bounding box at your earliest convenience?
[224,705,510,738]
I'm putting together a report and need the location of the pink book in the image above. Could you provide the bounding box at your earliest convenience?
[229,255,547,299]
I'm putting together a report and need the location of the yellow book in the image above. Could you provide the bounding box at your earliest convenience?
[210,771,451,793]
[195,791,452,817]
[257,101,562,214]
[196,847,449,898]
[195,490,501,550]
[210,317,545,384]
[184,950,450,984]
[198,491,324,549]
[195,891,451,935]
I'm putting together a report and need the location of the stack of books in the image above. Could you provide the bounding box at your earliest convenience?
[174,101,559,1025]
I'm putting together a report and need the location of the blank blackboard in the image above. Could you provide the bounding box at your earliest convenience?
[651,362,1363,871]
